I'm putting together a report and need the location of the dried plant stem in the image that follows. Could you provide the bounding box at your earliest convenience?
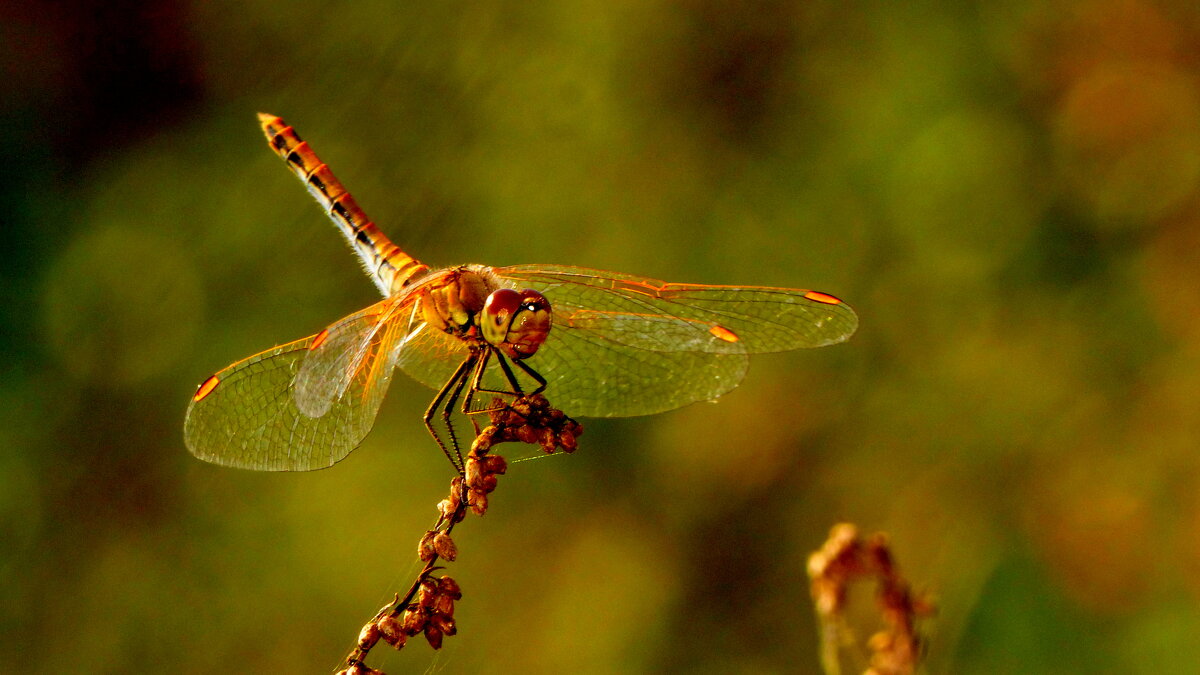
[808,523,935,675]
[338,395,582,675]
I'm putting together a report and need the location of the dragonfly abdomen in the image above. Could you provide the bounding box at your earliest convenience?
[257,113,429,296]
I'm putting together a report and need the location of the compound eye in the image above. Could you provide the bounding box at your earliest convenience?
[504,289,552,359]
[518,289,549,313]
[484,288,522,317]
[481,288,522,346]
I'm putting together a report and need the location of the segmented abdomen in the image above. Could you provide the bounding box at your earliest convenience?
[258,113,429,296]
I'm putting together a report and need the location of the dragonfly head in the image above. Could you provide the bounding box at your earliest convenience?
[481,288,552,360]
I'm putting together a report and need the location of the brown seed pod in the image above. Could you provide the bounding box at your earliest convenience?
[424,623,444,650]
[432,532,458,561]
[437,575,463,599]
[357,622,380,650]
[402,606,428,635]
[516,425,538,445]
[417,530,438,562]
[465,457,484,487]
[433,593,455,617]
[430,612,457,636]
[475,474,498,494]
[377,614,407,649]
[471,425,497,450]
[483,454,508,474]
[468,490,489,516]
[418,578,439,608]
[558,431,577,452]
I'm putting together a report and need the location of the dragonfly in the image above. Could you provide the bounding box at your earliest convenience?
[184,113,858,472]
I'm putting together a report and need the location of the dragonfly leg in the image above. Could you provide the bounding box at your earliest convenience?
[512,358,548,395]
[440,365,475,470]
[461,348,533,418]
[423,352,477,473]
[461,348,508,417]
[494,353,524,396]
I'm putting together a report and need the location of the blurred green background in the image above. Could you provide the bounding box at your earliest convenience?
[5,1,1200,672]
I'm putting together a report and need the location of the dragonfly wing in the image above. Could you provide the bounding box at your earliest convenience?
[529,323,749,417]
[393,320,470,394]
[495,264,857,417]
[293,298,403,418]
[390,309,748,418]
[500,264,858,352]
[184,301,406,471]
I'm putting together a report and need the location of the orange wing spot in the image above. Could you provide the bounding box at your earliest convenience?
[310,329,330,351]
[194,375,220,402]
[804,291,842,305]
[612,279,666,297]
[709,324,740,342]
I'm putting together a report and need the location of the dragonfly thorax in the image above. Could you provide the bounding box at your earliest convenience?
[418,265,495,338]
[418,266,552,360]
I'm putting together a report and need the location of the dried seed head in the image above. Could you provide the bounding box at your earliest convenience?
[424,623,444,650]
[516,425,538,445]
[432,532,458,561]
[559,431,578,452]
[418,579,439,608]
[402,606,428,635]
[540,429,558,454]
[377,614,407,649]
[483,454,507,474]
[511,399,532,416]
[430,612,457,636]
[465,457,484,486]
[417,530,438,562]
[437,575,463,599]
[475,474,498,494]
[468,490,489,516]
[433,593,455,617]
[471,425,497,451]
[868,630,896,652]
[440,479,463,514]
[357,622,381,650]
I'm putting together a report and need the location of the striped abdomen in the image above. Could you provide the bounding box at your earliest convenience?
[257,113,429,296]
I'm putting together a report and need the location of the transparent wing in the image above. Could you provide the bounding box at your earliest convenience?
[294,298,405,418]
[394,320,470,396]
[496,264,857,417]
[184,300,408,471]
[391,318,539,404]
